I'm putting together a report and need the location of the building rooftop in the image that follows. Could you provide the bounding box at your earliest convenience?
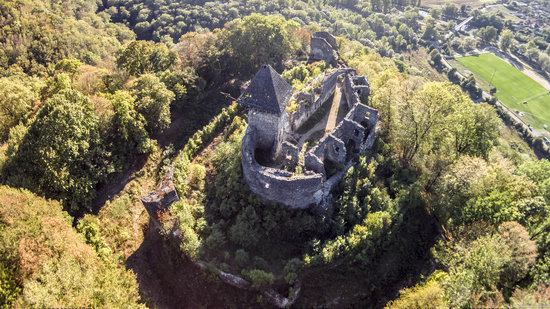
[238,65,293,115]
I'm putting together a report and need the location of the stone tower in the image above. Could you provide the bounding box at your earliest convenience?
[238,65,293,160]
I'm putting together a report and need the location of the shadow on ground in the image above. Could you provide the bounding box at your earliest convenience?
[126,221,269,308]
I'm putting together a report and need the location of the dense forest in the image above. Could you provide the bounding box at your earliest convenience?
[99,0,424,56]
[0,0,548,308]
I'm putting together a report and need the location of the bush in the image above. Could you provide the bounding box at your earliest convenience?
[283,258,304,285]
[386,273,447,309]
[234,249,250,268]
[242,269,275,289]
[0,262,20,308]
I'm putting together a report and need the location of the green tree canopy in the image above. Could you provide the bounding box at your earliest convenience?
[499,29,514,51]
[0,77,39,142]
[117,40,176,75]
[107,91,153,165]
[5,89,108,215]
[0,186,144,308]
[130,74,175,135]
[224,14,300,75]
[477,26,498,44]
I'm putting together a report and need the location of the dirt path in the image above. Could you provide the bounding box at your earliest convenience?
[513,59,550,91]
[298,85,343,146]
[325,86,342,134]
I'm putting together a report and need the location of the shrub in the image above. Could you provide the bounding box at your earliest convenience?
[283,258,304,285]
[386,273,447,309]
[234,249,250,268]
[242,269,275,289]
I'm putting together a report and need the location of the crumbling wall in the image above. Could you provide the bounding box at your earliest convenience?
[313,31,338,49]
[289,69,353,131]
[310,32,339,66]
[310,38,337,65]
[334,118,366,154]
[242,131,327,209]
[142,167,179,217]
[281,141,299,169]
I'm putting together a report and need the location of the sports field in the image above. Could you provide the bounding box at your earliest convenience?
[455,53,550,135]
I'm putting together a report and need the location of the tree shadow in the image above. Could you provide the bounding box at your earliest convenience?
[126,219,268,309]
[92,81,239,214]
[297,205,440,308]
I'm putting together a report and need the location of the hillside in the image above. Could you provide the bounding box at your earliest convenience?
[0,186,144,307]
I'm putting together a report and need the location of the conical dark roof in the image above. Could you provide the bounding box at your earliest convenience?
[238,65,293,115]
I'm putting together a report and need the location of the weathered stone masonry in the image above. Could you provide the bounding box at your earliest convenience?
[239,33,379,210]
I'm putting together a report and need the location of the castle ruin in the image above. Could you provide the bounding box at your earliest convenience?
[238,32,379,209]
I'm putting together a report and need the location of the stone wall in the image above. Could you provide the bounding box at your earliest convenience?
[142,167,179,217]
[248,110,279,149]
[281,141,300,169]
[314,31,337,49]
[309,32,339,66]
[242,131,327,209]
[289,69,353,131]
[247,109,290,159]
[310,39,337,66]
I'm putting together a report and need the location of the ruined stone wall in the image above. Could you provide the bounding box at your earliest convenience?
[313,31,337,49]
[310,37,337,65]
[289,69,353,131]
[343,74,360,110]
[241,131,327,209]
[142,167,179,217]
[342,74,379,130]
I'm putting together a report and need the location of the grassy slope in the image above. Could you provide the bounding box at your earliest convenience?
[456,53,550,133]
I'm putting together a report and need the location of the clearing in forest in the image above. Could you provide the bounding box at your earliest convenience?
[454,53,550,136]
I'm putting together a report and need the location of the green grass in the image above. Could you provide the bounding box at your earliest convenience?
[484,5,521,22]
[455,53,550,136]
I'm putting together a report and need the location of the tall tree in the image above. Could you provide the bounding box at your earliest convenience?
[0,77,39,141]
[130,74,175,135]
[499,29,514,51]
[5,89,108,214]
[224,14,300,75]
[117,41,176,75]
[477,26,498,44]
